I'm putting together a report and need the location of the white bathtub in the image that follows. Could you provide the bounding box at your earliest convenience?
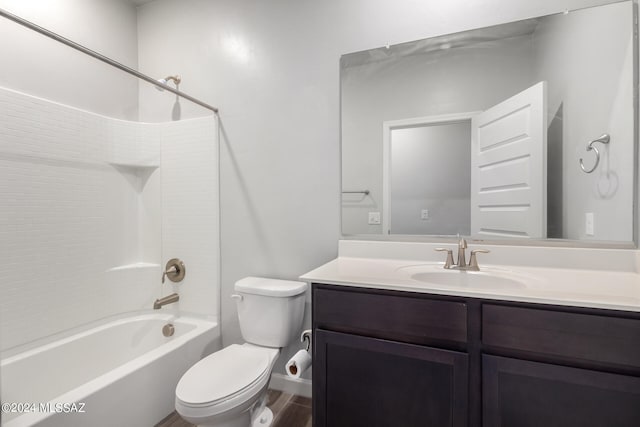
[1,312,219,427]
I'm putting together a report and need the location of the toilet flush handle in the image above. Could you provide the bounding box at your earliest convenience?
[230,294,243,301]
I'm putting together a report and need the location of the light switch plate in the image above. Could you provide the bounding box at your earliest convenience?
[368,211,381,225]
[585,212,594,236]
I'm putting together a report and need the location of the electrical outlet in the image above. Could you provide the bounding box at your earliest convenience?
[368,212,381,225]
[585,212,594,236]
[421,209,430,220]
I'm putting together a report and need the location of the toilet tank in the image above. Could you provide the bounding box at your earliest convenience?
[234,277,308,347]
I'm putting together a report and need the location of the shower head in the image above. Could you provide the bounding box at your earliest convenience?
[155,75,181,91]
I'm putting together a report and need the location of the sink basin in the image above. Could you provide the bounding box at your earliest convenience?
[410,270,526,289]
[395,264,528,290]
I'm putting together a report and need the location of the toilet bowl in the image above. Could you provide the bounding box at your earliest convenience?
[175,344,279,427]
[175,277,307,427]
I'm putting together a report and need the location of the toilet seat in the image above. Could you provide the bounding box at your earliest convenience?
[176,344,277,418]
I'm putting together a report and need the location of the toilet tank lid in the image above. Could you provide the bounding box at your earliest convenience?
[235,277,308,297]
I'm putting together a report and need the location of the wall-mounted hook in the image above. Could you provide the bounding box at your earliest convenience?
[579,134,610,174]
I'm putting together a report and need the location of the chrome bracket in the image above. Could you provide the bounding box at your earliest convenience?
[579,134,610,173]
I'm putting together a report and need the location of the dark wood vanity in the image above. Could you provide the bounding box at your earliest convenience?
[312,283,640,427]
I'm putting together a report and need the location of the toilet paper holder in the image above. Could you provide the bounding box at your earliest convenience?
[287,330,313,379]
[301,329,311,352]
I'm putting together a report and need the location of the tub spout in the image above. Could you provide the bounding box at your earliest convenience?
[153,293,179,309]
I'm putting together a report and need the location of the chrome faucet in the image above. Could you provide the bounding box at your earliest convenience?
[153,293,179,309]
[457,237,467,267]
[435,237,490,271]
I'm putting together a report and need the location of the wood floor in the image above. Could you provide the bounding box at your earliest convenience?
[156,389,312,427]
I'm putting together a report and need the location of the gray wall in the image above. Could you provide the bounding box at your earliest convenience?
[0,0,140,119]
[390,122,471,235]
[1,0,632,388]
[532,1,634,241]
[135,0,627,381]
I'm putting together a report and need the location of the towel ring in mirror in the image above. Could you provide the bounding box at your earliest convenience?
[579,134,610,174]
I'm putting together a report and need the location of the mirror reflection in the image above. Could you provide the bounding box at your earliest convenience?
[341,1,635,244]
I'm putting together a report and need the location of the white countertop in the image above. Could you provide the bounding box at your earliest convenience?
[300,241,640,312]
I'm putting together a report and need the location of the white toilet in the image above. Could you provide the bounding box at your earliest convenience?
[175,277,308,427]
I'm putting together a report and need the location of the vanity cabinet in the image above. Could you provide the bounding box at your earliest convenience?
[313,285,472,427]
[312,283,640,427]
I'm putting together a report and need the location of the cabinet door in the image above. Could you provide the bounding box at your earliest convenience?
[314,329,468,427]
[483,355,640,427]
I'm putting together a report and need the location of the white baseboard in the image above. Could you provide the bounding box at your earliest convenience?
[269,373,312,399]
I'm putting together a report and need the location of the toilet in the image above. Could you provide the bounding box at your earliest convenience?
[175,277,308,427]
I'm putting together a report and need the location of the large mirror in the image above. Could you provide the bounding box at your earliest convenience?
[341,0,637,245]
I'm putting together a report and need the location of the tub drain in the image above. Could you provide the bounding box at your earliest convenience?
[162,323,175,337]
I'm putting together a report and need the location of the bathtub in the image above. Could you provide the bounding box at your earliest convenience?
[1,312,219,427]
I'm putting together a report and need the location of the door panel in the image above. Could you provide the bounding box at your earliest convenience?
[471,81,547,238]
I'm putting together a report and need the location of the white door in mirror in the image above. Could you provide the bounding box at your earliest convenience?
[471,81,547,239]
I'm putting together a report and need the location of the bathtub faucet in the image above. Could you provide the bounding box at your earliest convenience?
[153,293,179,309]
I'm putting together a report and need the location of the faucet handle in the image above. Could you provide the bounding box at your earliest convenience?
[162,258,186,284]
[162,265,177,284]
[434,248,454,269]
[468,249,490,270]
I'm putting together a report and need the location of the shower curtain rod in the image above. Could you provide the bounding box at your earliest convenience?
[0,7,219,114]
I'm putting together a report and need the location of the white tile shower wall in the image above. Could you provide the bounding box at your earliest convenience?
[0,86,161,352]
[160,116,219,318]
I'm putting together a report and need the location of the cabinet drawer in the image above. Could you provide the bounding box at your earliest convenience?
[483,304,640,369]
[313,286,467,346]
